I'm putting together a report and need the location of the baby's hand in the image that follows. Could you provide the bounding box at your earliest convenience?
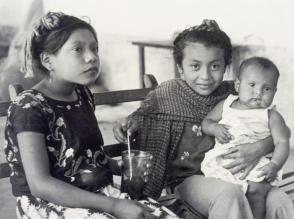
[214,124,233,144]
[258,161,280,182]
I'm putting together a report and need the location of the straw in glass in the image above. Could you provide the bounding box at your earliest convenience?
[127,133,133,180]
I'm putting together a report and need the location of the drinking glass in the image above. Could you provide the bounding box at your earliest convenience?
[121,149,152,200]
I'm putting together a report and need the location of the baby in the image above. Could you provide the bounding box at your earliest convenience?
[201,57,290,219]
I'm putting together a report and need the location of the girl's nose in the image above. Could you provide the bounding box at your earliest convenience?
[199,67,211,80]
[85,50,98,63]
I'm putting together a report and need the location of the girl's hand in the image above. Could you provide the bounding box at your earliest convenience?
[214,124,233,144]
[113,118,138,143]
[257,161,280,182]
[222,142,262,179]
[112,199,156,219]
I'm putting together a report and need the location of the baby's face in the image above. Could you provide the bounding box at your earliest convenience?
[237,65,278,109]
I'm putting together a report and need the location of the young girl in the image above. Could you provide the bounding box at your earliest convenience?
[113,20,294,219]
[201,57,290,219]
[4,11,166,219]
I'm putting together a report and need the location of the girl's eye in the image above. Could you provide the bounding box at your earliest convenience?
[191,64,200,70]
[248,83,255,87]
[91,46,99,53]
[73,47,83,52]
[210,64,221,70]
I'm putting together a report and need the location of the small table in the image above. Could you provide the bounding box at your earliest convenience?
[132,40,179,87]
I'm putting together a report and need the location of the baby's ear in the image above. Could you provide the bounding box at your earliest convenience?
[234,79,240,93]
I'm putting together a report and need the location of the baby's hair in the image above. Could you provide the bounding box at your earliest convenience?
[173,19,232,67]
[239,57,280,81]
[22,11,98,78]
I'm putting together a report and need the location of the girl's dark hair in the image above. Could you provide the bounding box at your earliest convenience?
[173,19,232,67]
[22,12,98,77]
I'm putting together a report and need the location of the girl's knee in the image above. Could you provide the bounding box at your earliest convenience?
[177,177,246,205]
[212,183,251,214]
[216,183,244,200]
[176,175,203,194]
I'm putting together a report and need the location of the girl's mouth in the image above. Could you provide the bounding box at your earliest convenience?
[198,83,213,90]
[84,67,98,74]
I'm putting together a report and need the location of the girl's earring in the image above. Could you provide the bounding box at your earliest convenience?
[48,64,55,83]
[48,64,54,72]
[176,64,184,75]
[178,70,185,80]
[49,72,53,83]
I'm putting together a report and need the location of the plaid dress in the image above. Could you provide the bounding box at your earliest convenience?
[131,79,235,199]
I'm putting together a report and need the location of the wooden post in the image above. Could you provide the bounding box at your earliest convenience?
[138,46,145,88]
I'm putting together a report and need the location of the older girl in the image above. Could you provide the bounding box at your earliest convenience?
[113,20,293,219]
[4,12,160,219]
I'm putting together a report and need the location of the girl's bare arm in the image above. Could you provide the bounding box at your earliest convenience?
[17,132,152,219]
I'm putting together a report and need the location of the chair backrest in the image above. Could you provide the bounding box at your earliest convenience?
[0,74,158,179]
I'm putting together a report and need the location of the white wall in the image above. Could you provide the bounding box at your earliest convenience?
[0,0,33,26]
[41,0,294,47]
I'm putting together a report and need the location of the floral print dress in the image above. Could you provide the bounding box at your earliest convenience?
[4,86,115,219]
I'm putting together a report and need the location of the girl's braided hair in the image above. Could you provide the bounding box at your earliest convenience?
[173,19,232,67]
[21,11,97,78]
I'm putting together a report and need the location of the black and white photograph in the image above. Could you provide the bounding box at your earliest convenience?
[0,0,293,218]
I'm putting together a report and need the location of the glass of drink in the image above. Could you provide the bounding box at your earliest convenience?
[121,149,153,200]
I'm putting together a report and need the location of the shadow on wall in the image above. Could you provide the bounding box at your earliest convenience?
[0,26,17,59]
[0,31,41,101]
[0,0,43,101]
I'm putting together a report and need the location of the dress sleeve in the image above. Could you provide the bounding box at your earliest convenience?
[9,96,48,134]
